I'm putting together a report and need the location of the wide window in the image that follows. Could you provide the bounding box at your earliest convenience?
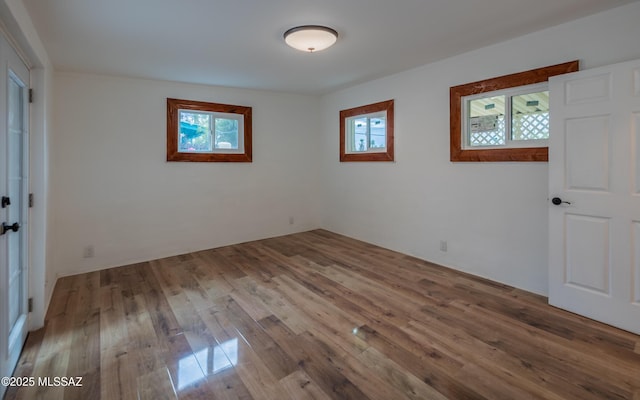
[463,83,549,148]
[450,61,578,162]
[167,98,252,162]
[340,100,394,162]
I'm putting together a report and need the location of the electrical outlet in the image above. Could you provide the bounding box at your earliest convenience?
[83,245,95,258]
[439,240,448,252]
[289,216,294,225]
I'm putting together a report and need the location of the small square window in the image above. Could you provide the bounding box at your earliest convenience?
[340,100,394,162]
[167,98,251,162]
[346,113,387,153]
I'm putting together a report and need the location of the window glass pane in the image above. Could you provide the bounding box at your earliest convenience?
[214,118,239,149]
[511,91,549,141]
[468,95,505,146]
[352,117,368,152]
[370,117,386,149]
[179,111,212,152]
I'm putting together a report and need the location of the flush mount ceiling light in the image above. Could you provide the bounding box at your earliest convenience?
[284,25,338,53]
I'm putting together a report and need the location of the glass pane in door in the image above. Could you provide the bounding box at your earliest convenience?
[7,75,24,332]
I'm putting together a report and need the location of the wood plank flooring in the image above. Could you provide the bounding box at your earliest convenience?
[6,229,640,399]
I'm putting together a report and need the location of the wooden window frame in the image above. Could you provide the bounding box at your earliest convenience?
[340,100,394,162]
[450,61,579,162]
[167,98,252,162]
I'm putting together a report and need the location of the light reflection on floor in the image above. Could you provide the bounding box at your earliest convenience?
[177,338,239,390]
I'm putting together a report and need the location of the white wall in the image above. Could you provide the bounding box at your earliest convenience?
[318,2,640,296]
[49,73,321,293]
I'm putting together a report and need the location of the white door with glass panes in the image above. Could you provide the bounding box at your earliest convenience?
[548,58,640,335]
[0,33,30,396]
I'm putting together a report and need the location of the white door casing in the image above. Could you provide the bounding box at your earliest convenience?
[0,32,30,395]
[549,58,640,335]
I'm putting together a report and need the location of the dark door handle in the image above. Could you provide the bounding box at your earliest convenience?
[551,197,571,206]
[1,222,20,235]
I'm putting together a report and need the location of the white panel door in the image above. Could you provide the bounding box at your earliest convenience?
[549,58,640,335]
[0,33,30,397]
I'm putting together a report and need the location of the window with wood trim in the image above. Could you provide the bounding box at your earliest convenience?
[450,61,579,162]
[340,100,394,162]
[167,98,252,162]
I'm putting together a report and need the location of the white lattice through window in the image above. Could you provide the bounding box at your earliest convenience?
[470,116,506,146]
[513,111,549,140]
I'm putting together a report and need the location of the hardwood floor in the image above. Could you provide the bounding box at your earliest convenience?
[6,230,640,399]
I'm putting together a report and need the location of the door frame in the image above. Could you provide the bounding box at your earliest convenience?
[0,28,31,398]
[0,2,50,334]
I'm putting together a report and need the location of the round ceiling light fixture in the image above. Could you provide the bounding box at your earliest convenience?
[284,25,338,53]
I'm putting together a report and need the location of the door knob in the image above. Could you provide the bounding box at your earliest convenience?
[1,222,20,235]
[551,197,571,205]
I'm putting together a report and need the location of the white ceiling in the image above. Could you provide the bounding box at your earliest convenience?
[23,0,639,95]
